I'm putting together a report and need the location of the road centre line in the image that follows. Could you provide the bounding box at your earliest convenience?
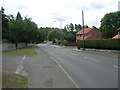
[83,56,100,63]
[50,57,80,88]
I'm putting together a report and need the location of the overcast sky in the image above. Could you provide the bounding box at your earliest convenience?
[1,0,119,28]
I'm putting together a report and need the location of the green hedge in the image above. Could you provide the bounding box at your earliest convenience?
[78,39,120,50]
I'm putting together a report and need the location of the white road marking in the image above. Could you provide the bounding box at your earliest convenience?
[51,57,80,88]
[22,56,26,60]
[15,56,27,76]
[113,65,119,68]
[15,65,24,74]
[84,56,100,63]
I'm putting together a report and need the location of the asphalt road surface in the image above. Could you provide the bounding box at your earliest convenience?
[38,44,118,88]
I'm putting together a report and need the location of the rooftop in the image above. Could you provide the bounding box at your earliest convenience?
[76,28,94,34]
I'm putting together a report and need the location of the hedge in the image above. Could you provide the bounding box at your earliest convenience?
[78,39,120,50]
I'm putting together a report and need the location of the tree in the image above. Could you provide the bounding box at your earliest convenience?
[84,25,89,28]
[92,26,99,30]
[47,29,64,42]
[75,24,82,32]
[69,23,74,32]
[6,12,38,48]
[7,13,24,48]
[100,11,120,38]
[2,7,9,40]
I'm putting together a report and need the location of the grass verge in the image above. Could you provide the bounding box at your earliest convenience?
[2,72,28,88]
[2,46,38,56]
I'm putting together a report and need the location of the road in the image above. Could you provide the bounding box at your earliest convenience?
[38,44,118,88]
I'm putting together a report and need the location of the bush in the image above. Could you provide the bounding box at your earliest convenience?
[61,40,69,46]
[78,39,120,50]
[77,46,81,49]
[52,40,56,44]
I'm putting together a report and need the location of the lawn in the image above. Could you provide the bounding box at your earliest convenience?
[3,45,38,56]
[2,72,28,88]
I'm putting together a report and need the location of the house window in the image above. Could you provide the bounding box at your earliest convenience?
[80,34,86,37]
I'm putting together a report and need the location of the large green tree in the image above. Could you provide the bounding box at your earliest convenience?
[47,29,64,41]
[2,7,9,40]
[5,12,38,48]
[100,11,120,38]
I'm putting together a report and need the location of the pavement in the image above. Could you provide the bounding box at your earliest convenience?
[19,47,77,88]
[2,46,78,88]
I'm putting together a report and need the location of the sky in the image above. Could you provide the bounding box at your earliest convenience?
[1,0,119,28]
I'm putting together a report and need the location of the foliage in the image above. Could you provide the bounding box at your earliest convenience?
[61,40,69,46]
[37,27,53,43]
[2,9,39,47]
[78,39,120,50]
[100,11,120,38]
[77,46,81,49]
[2,7,9,40]
[47,28,64,41]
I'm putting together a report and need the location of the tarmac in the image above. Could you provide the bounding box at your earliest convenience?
[24,46,78,88]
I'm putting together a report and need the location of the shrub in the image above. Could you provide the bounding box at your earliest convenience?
[52,40,56,44]
[77,46,81,49]
[61,40,69,46]
[78,39,120,50]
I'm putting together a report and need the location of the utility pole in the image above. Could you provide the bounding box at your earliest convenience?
[82,10,85,50]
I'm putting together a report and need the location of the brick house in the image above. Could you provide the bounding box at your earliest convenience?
[76,28,101,41]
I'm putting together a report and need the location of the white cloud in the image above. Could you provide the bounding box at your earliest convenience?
[1,0,119,28]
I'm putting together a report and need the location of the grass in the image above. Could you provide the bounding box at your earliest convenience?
[2,72,28,88]
[2,46,38,56]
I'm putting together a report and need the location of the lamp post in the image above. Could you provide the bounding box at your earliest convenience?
[82,10,85,50]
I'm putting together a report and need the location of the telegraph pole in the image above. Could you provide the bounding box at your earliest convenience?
[82,10,85,50]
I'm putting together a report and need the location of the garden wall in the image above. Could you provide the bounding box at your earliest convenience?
[1,43,27,51]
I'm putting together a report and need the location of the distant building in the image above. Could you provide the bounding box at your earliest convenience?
[112,28,120,39]
[76,28,101,41]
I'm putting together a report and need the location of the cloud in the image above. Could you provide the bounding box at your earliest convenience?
[51,13,70,21]
[16,5,28,9]
[1,0,118,28]
[88,20,100,27]
[91,2,104,9]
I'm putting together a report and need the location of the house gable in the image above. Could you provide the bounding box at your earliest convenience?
[76,28,101,41]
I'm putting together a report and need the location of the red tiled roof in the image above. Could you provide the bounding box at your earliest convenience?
[76,28,94,34]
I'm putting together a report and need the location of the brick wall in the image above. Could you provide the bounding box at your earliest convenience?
[69,42,79,46]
